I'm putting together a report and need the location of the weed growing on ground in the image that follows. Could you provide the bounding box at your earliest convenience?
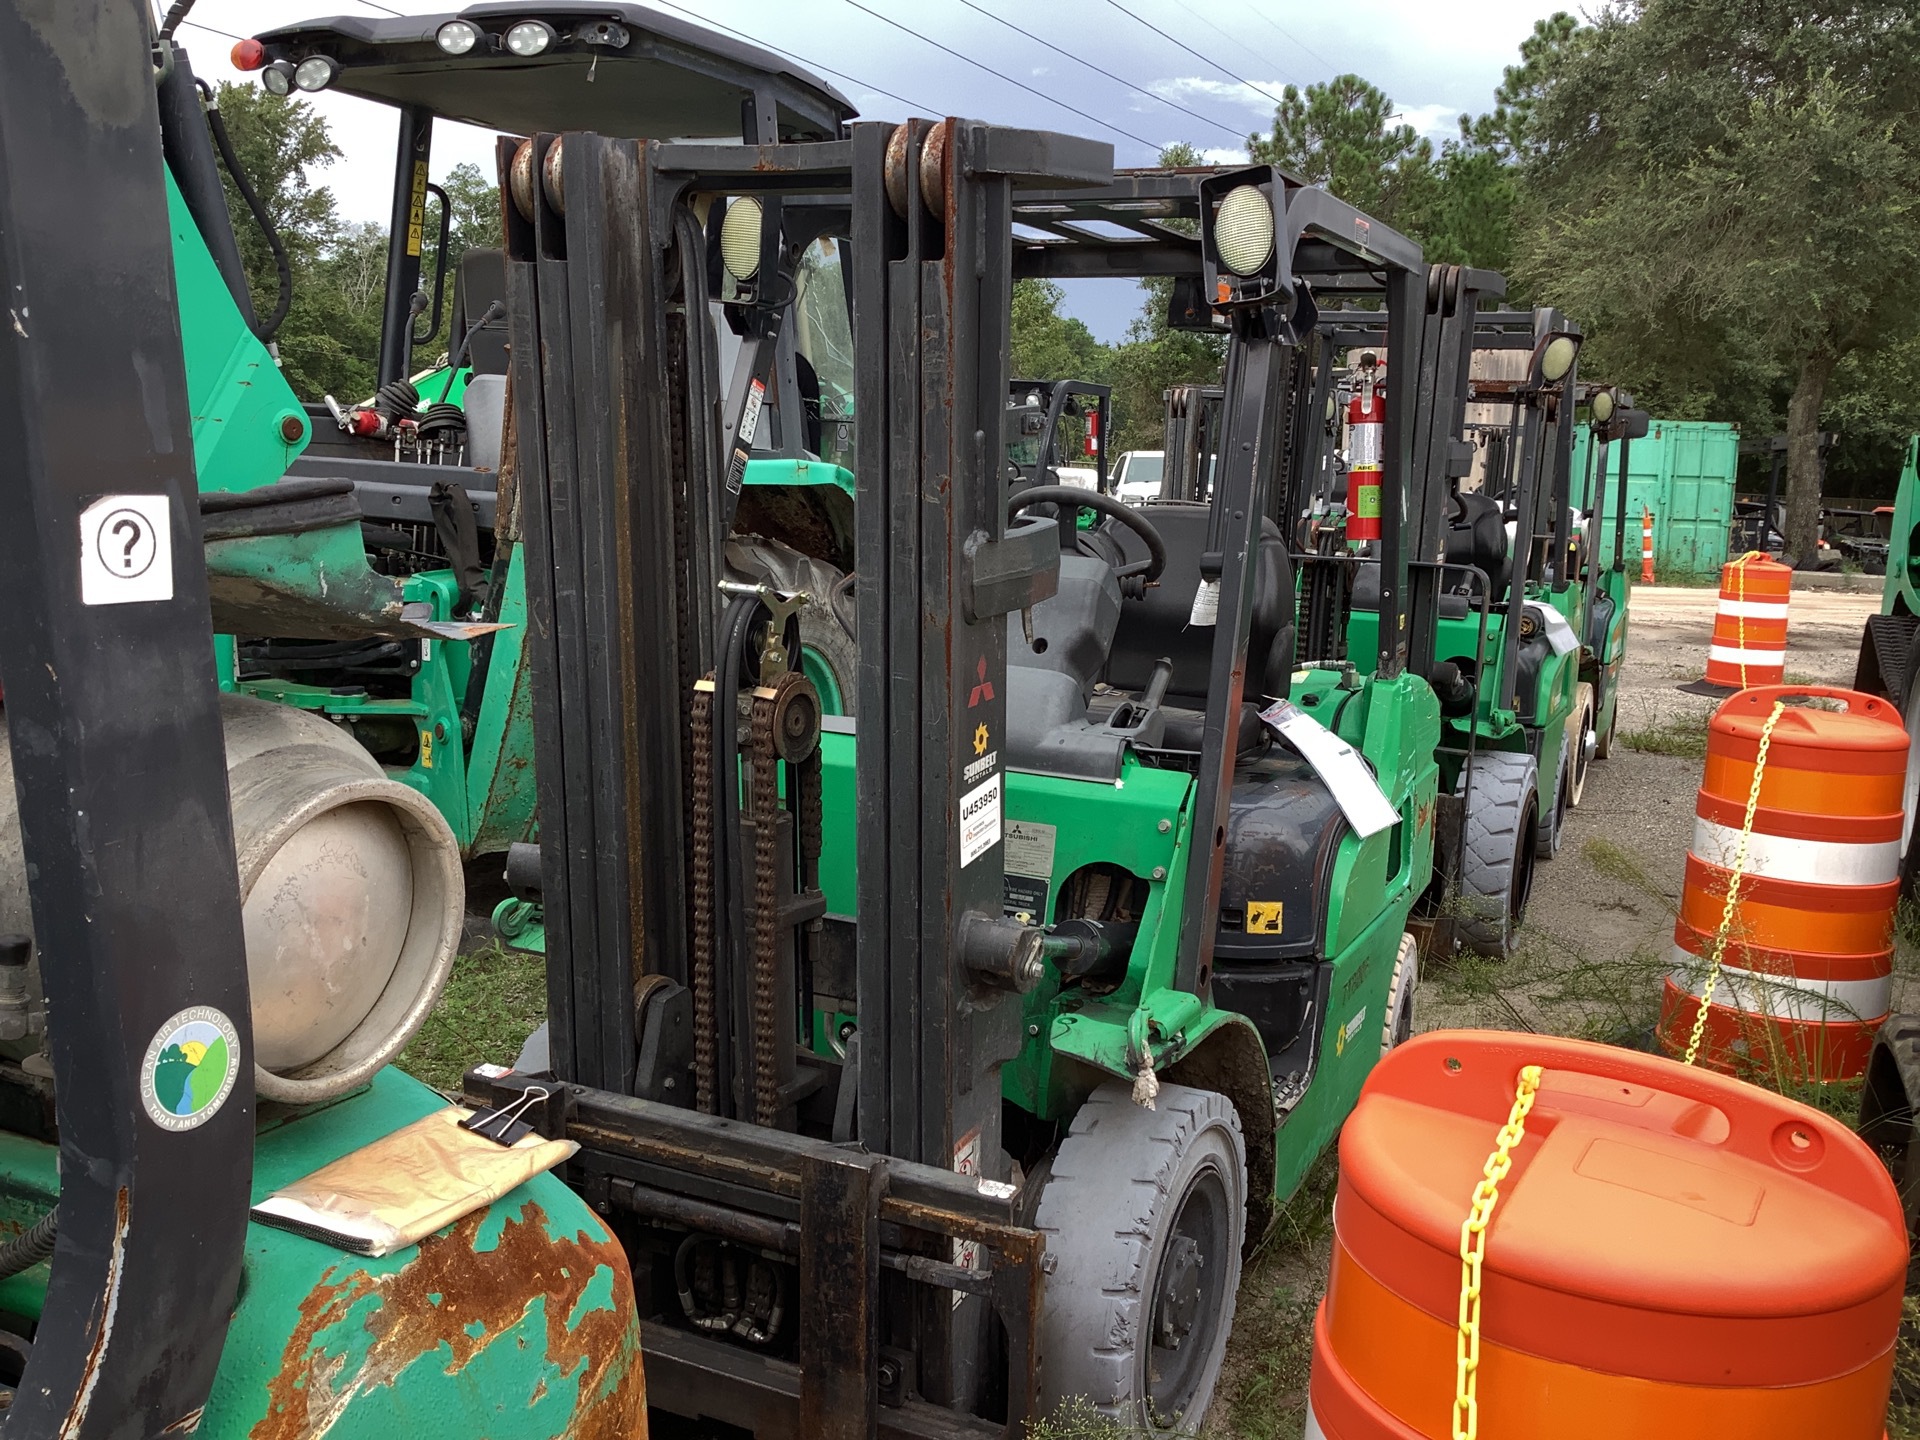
[1620,711,1712,759]
[397,939,546,1093]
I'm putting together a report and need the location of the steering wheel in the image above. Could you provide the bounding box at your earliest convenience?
[1008,485,1167,584]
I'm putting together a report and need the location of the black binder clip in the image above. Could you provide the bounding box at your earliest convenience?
[459,1085,549,1147]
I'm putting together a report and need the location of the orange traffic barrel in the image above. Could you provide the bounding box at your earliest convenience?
[1657,686,1904,1081]
[1306,1031,1907,1440]
[1703,553,1791,688]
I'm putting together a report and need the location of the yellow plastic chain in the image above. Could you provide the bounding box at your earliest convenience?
[1452,1063,1543,1440]
[1683,698,1787,1066]
[1730,549,1764,689]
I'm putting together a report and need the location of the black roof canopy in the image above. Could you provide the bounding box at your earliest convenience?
[254,3,854,142]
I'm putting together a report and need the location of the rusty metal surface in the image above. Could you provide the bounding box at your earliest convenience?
[246,1200,644,1440]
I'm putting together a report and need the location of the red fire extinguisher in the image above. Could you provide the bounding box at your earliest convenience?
[1084,402,1100,459]
[1346,355,1384,545]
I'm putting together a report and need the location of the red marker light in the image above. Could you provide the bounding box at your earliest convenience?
[230,37,267,71]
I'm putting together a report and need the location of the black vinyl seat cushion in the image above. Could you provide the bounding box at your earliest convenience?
[1096,502,1297,706]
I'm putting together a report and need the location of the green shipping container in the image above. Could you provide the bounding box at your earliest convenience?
[1572,419,1740,583]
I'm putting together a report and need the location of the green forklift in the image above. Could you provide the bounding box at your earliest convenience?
[176,4,861,860]
[478,126,1466,1432]
[0,5,648,1436]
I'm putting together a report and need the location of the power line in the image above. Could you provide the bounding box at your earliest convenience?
[954,0,1246,145]
[836,0,1163,151]
[651,0,940,117]
[1244,2,1340,77]
[176,16,241,43]
[1099,0,1292,115]
[350,0,406,15]
[1163,0,1311,93]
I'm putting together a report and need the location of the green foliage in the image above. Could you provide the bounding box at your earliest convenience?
[1011,279,1110,386]
[398,940,546,1093]
[208,86,504,405]
[1248,75,1437,231]
[1511,0,1920,559]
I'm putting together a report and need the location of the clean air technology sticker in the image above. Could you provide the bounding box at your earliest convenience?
[141,1006,241,1131]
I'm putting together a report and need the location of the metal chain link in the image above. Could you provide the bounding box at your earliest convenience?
[748,686,782,1127]
[689,677,719,1113]
[1452,1064,1543,1440]
[1683,697,1787,1066]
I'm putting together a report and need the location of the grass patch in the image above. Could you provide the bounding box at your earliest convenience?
[1620,711,1711,759]
[396,939,546,1093]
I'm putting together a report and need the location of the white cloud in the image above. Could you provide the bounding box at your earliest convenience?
[1197,145,1250,165]
[1146,76,1290,118]
[1393,103,1464,141]
[1032,65,1052,77]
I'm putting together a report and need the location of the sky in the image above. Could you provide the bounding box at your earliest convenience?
[168,0,1569,342]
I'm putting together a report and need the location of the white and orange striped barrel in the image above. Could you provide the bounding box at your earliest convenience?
[1703,553,1791,688]
[1657,687,1905,1081]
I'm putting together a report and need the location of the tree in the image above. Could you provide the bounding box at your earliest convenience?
[1512,0,1920,563]
[1248,75,1437,232]
[1010,279,1109,384]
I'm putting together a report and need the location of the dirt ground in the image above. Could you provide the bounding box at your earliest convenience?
[1209,577,1901,1440]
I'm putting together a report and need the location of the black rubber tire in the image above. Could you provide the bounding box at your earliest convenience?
[1454,750,1540,959]
[1380,932,1418,1055]
[1567,682,1595,808]
[1034,1082,1246,1434]
[1535,741,1568,861]
[1593,686,1618,760]
[1859,1013,1920,1236]
[798,608,858,718]
[1897,631,1920,899]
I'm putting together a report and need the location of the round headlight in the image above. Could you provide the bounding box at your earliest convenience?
[1591,388,1615,423]
[293,56,336,92]
[721,197,764,282]
[505,20,555,56]
[1540,334,1579,383]
[436,20,481,55]
[262,60,294,96]
[1214,184,1274,278]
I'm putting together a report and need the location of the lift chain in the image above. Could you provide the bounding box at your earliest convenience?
[1452,1063,1542,1440]
[1684,697,1786,1067]
[690,677,719,1114]
[748,683,783,1128]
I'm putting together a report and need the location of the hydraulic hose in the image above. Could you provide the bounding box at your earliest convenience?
[437,300,507,404]
[158,0,196,38]
[197,78,292,343]
[0,1210,56,1283]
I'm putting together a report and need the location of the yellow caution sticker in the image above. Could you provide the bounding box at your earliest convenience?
[419,731,434,770]
[1246,900,1283,934]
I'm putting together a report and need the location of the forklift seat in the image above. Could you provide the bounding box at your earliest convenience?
[450,248,509,376]
[1096,502,1297,707]
[1441,489,1510,598]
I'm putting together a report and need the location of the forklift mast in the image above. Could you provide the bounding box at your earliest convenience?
[0,2,256,1431]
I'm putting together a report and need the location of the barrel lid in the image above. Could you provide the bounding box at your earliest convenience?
[1338,1033,1906,1385]
[1708,687,1905,775]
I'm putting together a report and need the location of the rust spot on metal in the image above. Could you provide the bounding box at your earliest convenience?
[57,1186,130,1440]
[252,1202,644,1440]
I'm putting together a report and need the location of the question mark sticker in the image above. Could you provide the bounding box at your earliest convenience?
[111,517,142,570]
[79,495,171,605]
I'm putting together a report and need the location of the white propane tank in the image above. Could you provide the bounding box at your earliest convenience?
[0,693,461,1104]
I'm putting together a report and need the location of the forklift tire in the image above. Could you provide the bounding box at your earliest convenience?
[1567,682,1596,808]
[1034,1082,1246,1435]
[1381,931,1418,1055]
[1897,630,1920,898]
[798,608,859,718]
[1454,751,1540,960]
[1859,1013,1920,1236]
[1594,689,1617,760]
[1535,745,1568,862]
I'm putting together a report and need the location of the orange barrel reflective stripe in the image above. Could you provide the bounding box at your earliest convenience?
[1703,552,1790,689]
[1656,686,1904,1082]
[1640,507,1655,583]
[1304,1031,1906,1440]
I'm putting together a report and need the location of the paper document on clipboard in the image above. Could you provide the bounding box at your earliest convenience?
[1258,699,1400,838]
[1525,601,1580,656]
